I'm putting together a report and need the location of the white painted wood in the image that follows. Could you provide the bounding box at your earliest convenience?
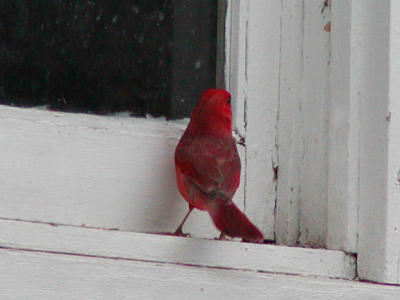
[244,0,281,240]
[1,249,399,300]
[326,0,359,253]
[226,0,247,137]
[226,0,281,240]
[356,0,400,284]
[386,0,400,284]
[275,0,303,245]
[275,0,332,247]
[228,0,350,249]
[297,0,331,247]
[0,219,355,279]
[0,105,226,238]
[223,0,248,216]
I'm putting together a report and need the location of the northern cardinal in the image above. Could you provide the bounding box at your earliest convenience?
[174,89,264,242]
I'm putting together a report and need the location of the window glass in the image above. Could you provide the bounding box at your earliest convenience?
[0,0,217,118]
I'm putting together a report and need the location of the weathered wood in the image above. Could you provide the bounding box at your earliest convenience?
[244,0,281,241]
[275,0,304,246]
[276,0,332,247]
[226,0,281,241]
[225,0,247,137]
[0,219,356,279]
[297,0,331,247]
[326,0,359,253]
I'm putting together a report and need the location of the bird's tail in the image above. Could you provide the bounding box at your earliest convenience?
[205,201,264,242]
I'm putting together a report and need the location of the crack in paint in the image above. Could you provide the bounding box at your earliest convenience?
[243,2,249,213]
[272,0,284,243]
[0,217,120,232]
[397,255,400,283]
[243,97,248,212]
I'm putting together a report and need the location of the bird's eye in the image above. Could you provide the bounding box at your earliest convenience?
[227,97,231,105]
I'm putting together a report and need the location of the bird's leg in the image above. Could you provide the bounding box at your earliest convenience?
[174,206,194,236]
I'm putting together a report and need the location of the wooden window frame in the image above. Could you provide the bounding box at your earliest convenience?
[225,0,400,284]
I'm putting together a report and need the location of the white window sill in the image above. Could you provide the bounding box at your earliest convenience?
[0,218,354,279]
[1,219,399,299]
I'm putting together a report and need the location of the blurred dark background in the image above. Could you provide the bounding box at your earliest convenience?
[0,0,218,119]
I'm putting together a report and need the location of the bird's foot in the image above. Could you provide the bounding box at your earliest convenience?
[173,227,191,237]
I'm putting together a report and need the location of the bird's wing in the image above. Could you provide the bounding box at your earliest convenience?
[175,135,240,199]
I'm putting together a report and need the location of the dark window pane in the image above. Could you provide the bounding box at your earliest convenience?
[169,0,217,119]
[0,0,218,119]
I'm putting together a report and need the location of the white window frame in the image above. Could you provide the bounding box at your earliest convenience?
[0,0,399,288]
[225,0,400,284]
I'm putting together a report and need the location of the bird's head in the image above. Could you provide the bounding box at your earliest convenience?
[193,89,232,124]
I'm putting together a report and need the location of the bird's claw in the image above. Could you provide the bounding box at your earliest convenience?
[173,227,191,237]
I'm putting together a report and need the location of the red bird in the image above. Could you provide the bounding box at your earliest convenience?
[174,89,264,242]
